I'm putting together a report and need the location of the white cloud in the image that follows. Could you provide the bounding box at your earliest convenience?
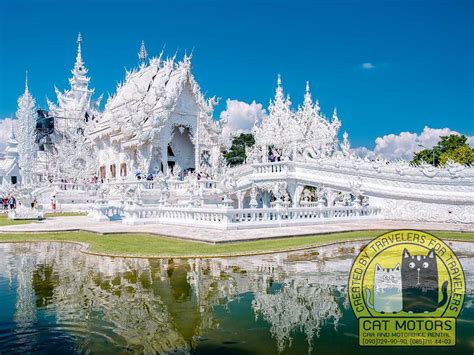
[0,118,14,151]
[220,99,267,147]
[353,126,474,160]
[351,146,376,159]
[361,62,375,70]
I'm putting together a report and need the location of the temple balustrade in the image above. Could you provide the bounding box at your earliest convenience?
[116,204,382,229]
[238,160,474,205]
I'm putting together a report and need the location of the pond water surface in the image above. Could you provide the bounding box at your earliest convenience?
[0,240,472,354]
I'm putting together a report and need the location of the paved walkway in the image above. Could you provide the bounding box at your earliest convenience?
[0,216,472,243]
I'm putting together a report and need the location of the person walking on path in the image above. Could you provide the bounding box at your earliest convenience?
[9,196,15,210]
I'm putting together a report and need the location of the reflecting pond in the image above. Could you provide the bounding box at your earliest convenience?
[0,240,472,354]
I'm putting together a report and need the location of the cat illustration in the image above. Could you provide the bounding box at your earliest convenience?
[401,248,448,313]
[366,263,403,313]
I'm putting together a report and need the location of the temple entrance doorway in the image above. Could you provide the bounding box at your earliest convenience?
[167,125,195,175]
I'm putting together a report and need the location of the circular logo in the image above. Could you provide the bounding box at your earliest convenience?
[348,230,465,346]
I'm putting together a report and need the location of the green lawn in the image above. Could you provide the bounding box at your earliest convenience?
[0,230,472,258]
[0,212,87,226]
[0,214,33,226]
[44,212,88,218]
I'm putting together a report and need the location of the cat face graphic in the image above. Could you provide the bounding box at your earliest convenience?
[374,263,401,290]
[402,249,438,289]
[401,248,448,313]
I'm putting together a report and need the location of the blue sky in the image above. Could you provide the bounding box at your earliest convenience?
[0,0,473,148]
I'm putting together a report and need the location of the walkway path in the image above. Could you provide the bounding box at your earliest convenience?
[0,217,472,243]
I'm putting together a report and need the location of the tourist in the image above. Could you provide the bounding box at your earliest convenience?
[9,195,15,210]
[2,196,7,210]
[51,195,57,211]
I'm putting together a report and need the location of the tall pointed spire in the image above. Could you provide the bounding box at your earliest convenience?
[75,32,84,71]
[275,74,284,101]
[332,107,338,121]
[303,81,312,108]
[24,71,29,94]
[314,99,320,113]
[138,40,148,66]
[16,74,38,185]
[69,32,90,91]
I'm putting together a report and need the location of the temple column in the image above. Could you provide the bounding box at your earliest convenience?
[262,191,271,208]
[236,191,245,209]
[161,144,168,175]
[290,184,303,208]
[194,119,200,172]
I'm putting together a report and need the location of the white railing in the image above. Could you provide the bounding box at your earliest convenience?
[89,202,125,221]
[54,182,98,192]
[253,162,289,174]
[118,204,382,229]
[107,178,218,192]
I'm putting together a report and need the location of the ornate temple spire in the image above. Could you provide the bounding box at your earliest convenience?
[314,99,320,113]
[24,71,29,94]
[331,107,341,132]
[303,81,312,108]
[74,32,86,73]
[341,130,351,156]
[138,40,148,66]
[16,74,38,185]
[69,32,90,91]
[274,74,284,102]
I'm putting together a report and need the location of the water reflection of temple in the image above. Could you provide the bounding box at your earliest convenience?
[1,241,472,354]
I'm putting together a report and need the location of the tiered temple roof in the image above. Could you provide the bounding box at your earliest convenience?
[90,49,220,149]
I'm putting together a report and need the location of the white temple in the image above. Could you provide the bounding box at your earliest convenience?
[2,34,473,227]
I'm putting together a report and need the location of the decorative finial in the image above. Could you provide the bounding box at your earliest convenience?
[341,130,351,155]
[274,74,284,101]
[332,107,338,120]
[25,71,29,93]
[303,81,313,107]
[77,32,82,58]
[74,32,84,70]
[138,40,147,65]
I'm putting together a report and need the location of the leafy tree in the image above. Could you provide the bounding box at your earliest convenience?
[411,134,473,166]
[439,145,474,166]
[412,149,439,166]
[438,134,468,153]
[223,133,255,166]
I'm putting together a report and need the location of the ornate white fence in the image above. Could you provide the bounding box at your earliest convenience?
[115,204,382,229]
